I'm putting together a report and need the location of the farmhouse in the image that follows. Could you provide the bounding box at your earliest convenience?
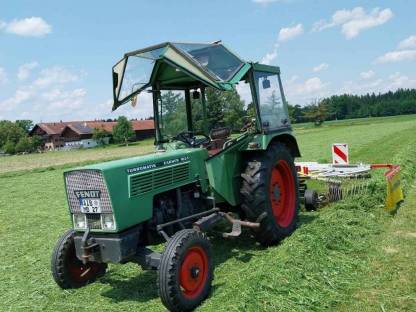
[30,120,154,150]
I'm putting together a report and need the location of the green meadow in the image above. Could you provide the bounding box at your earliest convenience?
[1,115,415,311]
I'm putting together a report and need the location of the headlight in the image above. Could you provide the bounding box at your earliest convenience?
[73,214,86,229]
[101,214,115,230]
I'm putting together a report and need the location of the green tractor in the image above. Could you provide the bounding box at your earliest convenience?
[51,42,301,311]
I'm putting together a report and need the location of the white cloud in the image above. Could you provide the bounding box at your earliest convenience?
[0,65,89,121]
[388,72,416,89]
[0,88,33,112]
[278,23,304,42]
[33,66,80,88]
[0,67,7,84]
[284,76,330,104]
[313,7,393,39]
[1,17,51,37]
[46,88,87,110]
[296,77,326,93]
[261,49,278,65]
[360,70,375,79]
[313,63,329,72]
[398,35,416,50]
[286,75,298,84]
[375,50,416,63]
[0,62,153,122]
[260,23,302,66]
[17,62,38,81]
[339,71,416,96]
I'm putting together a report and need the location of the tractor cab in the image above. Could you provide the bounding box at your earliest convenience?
[112,42,293,157]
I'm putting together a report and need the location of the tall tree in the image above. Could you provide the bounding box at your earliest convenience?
[303,99,328,126]
[112,116,135,146]
[0,120,26,148]
[92,127,110,145]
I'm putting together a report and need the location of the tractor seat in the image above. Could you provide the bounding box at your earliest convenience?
[206,127,231,156]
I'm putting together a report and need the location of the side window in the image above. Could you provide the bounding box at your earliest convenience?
[158,90,187,139]
[255,71,289,130]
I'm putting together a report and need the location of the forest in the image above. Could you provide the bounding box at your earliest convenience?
[289,88,416,124]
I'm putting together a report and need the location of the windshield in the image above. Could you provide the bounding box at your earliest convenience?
[157,81,254,143]
[113,47,167,103]
[113,43,245,110]
[172,43,243,81]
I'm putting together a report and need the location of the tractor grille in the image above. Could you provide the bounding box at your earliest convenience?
[129,162,190,197]
[65,169,113,214]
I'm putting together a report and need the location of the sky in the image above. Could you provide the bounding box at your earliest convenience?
[0,0,415,123]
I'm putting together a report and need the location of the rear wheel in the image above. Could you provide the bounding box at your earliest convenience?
[241,143,299,246]
[158,229,213,312]
[51,229,107,289]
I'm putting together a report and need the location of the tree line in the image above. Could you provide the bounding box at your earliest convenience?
[2,88,415,153]
[288,88,416,124]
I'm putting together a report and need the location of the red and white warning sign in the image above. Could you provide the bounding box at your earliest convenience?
[332,143,349,165]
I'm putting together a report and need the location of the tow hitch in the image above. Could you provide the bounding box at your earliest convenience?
[80,228,98,264]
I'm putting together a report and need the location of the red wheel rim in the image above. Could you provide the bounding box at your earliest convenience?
[269,160,296,227]
[179,246,208,299]
[67,257,100,283]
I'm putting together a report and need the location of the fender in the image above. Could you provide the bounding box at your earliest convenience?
[242,131,301,158]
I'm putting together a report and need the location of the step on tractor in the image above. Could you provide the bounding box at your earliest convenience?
[51,41,301,311]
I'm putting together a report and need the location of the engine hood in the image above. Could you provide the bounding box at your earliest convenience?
[80,148,207,173]
[64,148,209,232]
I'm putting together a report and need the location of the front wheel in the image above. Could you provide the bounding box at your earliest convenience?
[51,229,107,289]
[241,142,299,246]
[158,229,213,312]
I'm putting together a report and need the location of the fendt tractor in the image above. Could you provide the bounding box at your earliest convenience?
[51,42,301,311]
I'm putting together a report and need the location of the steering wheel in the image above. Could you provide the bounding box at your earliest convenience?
[173,131,210,147]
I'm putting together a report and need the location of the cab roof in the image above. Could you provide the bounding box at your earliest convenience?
[112,41,280,110]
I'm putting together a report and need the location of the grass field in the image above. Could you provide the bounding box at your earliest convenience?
[0,138,154,174]
[0,115,415,311]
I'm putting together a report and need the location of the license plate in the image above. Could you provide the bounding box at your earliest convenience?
[74,190,102,213]
[80,198,101,213]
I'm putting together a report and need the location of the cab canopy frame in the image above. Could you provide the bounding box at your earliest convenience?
[112,41,251,110]
[111,41,292,148]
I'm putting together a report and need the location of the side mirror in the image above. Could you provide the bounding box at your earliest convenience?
[262,78,271,89]
[112,72,118,89]
[192,90,200,99]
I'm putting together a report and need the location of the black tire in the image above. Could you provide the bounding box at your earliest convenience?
[51,229,107,289]
[304,189,319,211]
[158,229,213,312]
[241,142,299,246]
